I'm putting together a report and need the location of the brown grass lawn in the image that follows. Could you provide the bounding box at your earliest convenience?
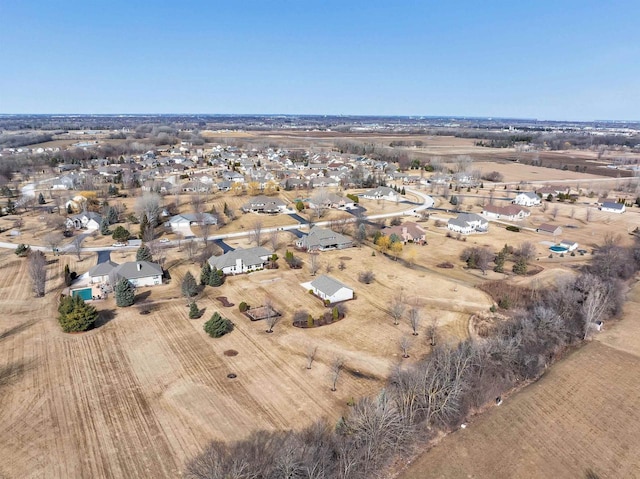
[399,280,640,479]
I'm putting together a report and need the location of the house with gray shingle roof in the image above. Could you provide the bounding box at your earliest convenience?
[110,261,163,287]
[88,260,119,284]
[241,196,287,214]
[447,213,488,234]
[207,247,272,275]
[303,275,354,303]
[295,226,353,251]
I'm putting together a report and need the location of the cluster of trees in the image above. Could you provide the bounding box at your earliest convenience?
[200,263,224,287]
[58,295,98,333]
[462,242,535,275]
[285,250,303,269]
[186,236,640,479]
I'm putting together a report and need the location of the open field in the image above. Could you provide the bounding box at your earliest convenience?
[399,280,640,479]
[0,235,492,477]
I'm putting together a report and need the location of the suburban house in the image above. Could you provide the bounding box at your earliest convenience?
[208,247,272,275]
[537,223,563,236]
[537,185,567,197]
[560,240,579,251]
[513,192,542,207]
[447,213,488,234]
[481,204,530,221]
[304,275,354,303]
[362,186,400,202]
[295,226,353,251]
[307,193,356,211]
[167,213,217,232]
[110,261,164,287]
[241,196,288,214]
[88,260,118,284]
[381,221,427,244]
[600,201,626,214]
[66,212,102,230]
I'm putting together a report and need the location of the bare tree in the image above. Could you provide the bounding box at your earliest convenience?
[580,275,612,340]
[426,316,439,346]
[551,205,560,219]
[195,211,212,245]
[515,241,536,263]
[309,251,320,276]
[399,336,411,358]
[585,207,594,223]
[270,228,280,251]
[185,238,198,261]
[71,235,84,260]
[251,219,263,246]
[408,307,421,336]
[28,250,46,297]
[389,294,406,326]
[540,200,548,213]
[330,356,345,391]
[264,297,279,333]
[43,232,63,254]
[454,155,473,174]
[311,188,330,219]
[135,192,162,226]
[191,193,204,215]
[306,344,318,369]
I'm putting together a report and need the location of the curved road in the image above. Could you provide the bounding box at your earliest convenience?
[0,188,435,254]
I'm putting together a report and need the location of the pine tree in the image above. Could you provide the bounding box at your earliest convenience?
[112,225,130,242]
[203,312,233,338]
[115,279,135,307]
[200,262,212,286]
[512,257,528,275]
[7,198,16,215]
[493,252,505,273]
[107,205,119,225]
[136,245,153,262]
[58,295,98,333]
[139,213,150,240]
[100,217,110,236]
[189,301,200,319]
[38,192,45,205]
[181,271,198,298]
[401,187,406,195]
[64,264,73,286]
[208,268,224,287]
[66,203,73,214]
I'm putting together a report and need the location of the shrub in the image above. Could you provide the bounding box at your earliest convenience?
[203,312,233,338]
[358,270,375,284]
[189,302,201,319]
[239,302,249,312]
[512,257,528,275]
[58,295,98,333]
[506,225,520,232]
[332,307,339,321]
[15,243,30,257]
[112,225,130,242]
[292,310,309,327]
[346,193,359,203]
[498,297,512,310]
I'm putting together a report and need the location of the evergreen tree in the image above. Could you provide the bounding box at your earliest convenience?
[58,295,98,333]
[512,257,528,275]
[200,262,212,285]
[100,217,110,236]
[493,252,505,273]
[223,202,231,217]
[139,213,150,240]
[112,225,130,242]
[136,245,153,262]
[66,203,73,214]
[181,271,198,298]
[115,279,135,307]
[64,264,73,287]
[38,192,45,205]
[189,302,200,319]
[7,198,16,215]
[15,243,30,257]
[208,267,224,287]
[106,205,119,225]
[203,312,233,338]
[401,187,406,195]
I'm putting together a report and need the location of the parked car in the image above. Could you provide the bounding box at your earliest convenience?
[112,242,126,247]
[159,238,170,243]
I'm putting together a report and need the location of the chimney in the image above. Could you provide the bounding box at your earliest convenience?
[137,263,142,271]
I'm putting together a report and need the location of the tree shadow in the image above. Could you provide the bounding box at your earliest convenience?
[135,290,152,302]
[94,309,116,329]
[0,319,37,343]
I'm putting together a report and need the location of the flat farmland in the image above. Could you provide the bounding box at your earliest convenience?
[0,237,491,478]
[399,280,640,479]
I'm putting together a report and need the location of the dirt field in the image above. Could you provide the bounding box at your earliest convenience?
[399,280,640,479]
[0,233,492,478]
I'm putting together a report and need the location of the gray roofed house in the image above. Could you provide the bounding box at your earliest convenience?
[305,275,354,303]
[362,186,400,201]
[167,213,218,230]
[600,201,626,213]
[208,247,272,275]
[110,261,163,287]
[295,226,353,251]
[66,212,103,230]
[88,260,118,284]
[241,196,288,214]
[447,213,488,234]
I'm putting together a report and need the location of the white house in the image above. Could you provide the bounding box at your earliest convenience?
[295,226,353,251]
[482,204,530,221]
[66,212,102,231]
[513,192,541,207]
[447,213,488,234]
[99,261,164,287]
[304,275,354,303]
[167,213,217,232]
[559,240,579,252]
[208,247,272,275]
[600,202,626,214]
[241,196,288,214]
[362,186,400,202]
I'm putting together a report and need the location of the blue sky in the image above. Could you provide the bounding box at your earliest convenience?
[1,0,639,120]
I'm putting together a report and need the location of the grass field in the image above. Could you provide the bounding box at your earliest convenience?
[398,280,640,479]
